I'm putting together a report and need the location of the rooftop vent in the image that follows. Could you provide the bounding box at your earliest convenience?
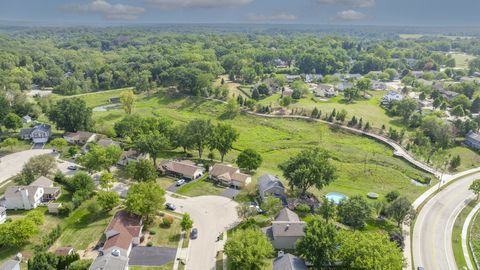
[111,249,120,257]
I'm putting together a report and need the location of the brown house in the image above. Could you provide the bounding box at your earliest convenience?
[158,160,205,180]
[209,164,252,189]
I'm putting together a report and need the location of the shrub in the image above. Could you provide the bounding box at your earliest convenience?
[59,202,74,217]
[149,230,157,235]
[162,215,174,227]
[386,191,400,202]
[147,242,153,247]
[296,203,311,217]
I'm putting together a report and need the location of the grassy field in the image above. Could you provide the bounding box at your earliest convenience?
[176,177,225,197]
[450,52,474,69]
[73,90,436,203]
[399,34,424,39]
[130,263,173,270]
[470,208,480,270]
[452,200,477,269]
[52,199,113,250]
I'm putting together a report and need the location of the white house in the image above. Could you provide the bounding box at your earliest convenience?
[0,207,7,224]
[20,124,51,144]
[4,186,44,210]
[0,259,20,270]
[380,91,404,106]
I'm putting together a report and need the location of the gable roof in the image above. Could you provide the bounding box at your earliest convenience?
[258,174,284,193]
[54,247,74,256]
[30,176,54,187]
[104,211,142,251]
[272,222,305,238]
[96,138,120,148]
[0,259,20,270]
[90,247,129,270]
[276,208,300,222]
[467,130,480,143]
[210,164,239,179]
[5,186,42,203]
[158,160,203,176]
[273,254,307,270]
[64,131,95,141]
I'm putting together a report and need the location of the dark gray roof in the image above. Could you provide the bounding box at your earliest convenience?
[273,254,307,270]
[275,208,300,222]
[257,174,284,194]
[0,260,20,270]
[467,131,480,143]
[34,124,51,132]
[90,247,129,270]
[20,128,33,136]
[272,222,305,237]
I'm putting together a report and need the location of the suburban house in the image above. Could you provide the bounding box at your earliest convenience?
[4,176,60,210]
[305,74,323,83]
[209,164,252,189]
[63,131,97,145]
[263,208,306,250]
[0,259,20,270]
[273,252,307,270]
[20,124,51,144]
[274,59,288,69]
[380,91,403,106]
[281,87,294,98]
[257,174,286,201]
[117,149,147,166]
[313,84,336,98]
[465,130,480,150]
[54,247,75,257]
[90,211,143,270]
[439,89,460,101]
[370,81,387,91]
[0,207,6,224]
[285,75,301,83]
[21,115,32,124]
[96,138,120,148]
[335,81,353,92]
[158,159,205,180]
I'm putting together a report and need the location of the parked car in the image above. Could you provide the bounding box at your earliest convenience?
[176,179,186,186]
[67,165,77,170]
[166,203,176,211]
[191,228,198,239]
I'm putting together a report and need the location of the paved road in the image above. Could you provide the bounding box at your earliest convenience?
[412,172,480,270]
[0,149,52,184]
[165,194,239,270]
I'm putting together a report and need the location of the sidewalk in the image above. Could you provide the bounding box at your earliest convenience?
[173,232,190,270]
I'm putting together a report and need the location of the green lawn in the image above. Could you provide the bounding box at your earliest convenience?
[452,200,477,269]
[148,217,182,248]
[129,263,173,270]
[52,200,113,250]
[470,207,480,269]
[176,177,225,197]
[157,176,175,190]
[73,90,436,202]
[450,52,474,69]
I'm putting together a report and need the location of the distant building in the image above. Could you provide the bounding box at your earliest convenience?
[285,75,301,83]
[274,59,288,69]
[108,97,121,104]
[380,91,404,106]
[117,149,147,166]
[263,208,306,250]
[20,124,51,144]
[465,131,480,150]
[63,131,97,146]
[304,74,323,83]
[158,160,205,180]
[335,81,353,92]
[21,115,32,124]
[370,80,387,91]
[209,164,251,189]
[313,84,337,98]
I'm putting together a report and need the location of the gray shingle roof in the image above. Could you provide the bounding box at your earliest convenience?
[272,222,305,237]
[273,254,307,270]
[275,208,300,222]
[257,174,284,194]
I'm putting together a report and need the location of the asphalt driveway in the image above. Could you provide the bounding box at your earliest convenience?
[222,188,240,199]
[129,246,177,266]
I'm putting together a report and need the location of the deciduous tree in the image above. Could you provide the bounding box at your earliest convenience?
[125,182,165,223]
[224,228,273,270]
[236,148,262,172]
[48,98,93,132]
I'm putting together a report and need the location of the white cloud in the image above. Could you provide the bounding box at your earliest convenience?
[143,0,253,9]
[246,12,297,22]
[316,0,375,8]
[333,9,367,21]
[65,0,145,20]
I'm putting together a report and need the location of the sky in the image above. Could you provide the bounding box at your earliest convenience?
[1,0,480,27]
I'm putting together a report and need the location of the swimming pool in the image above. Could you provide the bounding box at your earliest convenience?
[325,192,347,204]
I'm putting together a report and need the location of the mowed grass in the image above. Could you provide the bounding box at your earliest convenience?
[176,178,225,197]
[470,210,480,267]
[450,52,474,69]
[148,218,182,248]
[130,263,174,270]
[78,91,434,202]
[52,200,113,250]
[452,200,477,269]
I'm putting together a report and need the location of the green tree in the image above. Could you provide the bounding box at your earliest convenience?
[79,144,122,173]
[451,105,465,117]
[392,98,417,123]
[135,131,171,167]
[279,148,336,196]
[99,172,115,190]
[125,182,165,223]
[1,138,20,151]
[211,123,239,162]
[120,90,136,114]
[356,77,372,95]
[224,228,273,270]
[97,191,120,211]
[296,216,338,268]
[68,259,93,270]
[133,159,157,182]
[0,218,38,247]
[469,179,480,200]
[338,231,404,270]
[50,138,67,152]
[48,98,93,132]
[386,197,415,227]
[68,172,95,194]
[23,154,57,177]
[317,196,337,223]
[186,119,213,159]
[3,112,22,130]
[223,98,240,119]
[261,196,283,218]
[28,252,58,270]
[338,195,371,229]
[236,148,263,172]
[180,213,193,231]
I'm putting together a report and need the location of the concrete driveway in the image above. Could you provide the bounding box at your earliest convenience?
[0,149,52,184]
[166,194,240,270]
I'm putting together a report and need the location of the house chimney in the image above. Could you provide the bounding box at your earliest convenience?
[278,250,284,258]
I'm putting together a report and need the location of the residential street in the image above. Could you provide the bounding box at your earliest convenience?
[412,172,480,270]
[165,194,240,270]
[0,149,52,184]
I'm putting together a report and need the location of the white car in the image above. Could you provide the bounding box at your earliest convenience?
[176,179,186,186]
